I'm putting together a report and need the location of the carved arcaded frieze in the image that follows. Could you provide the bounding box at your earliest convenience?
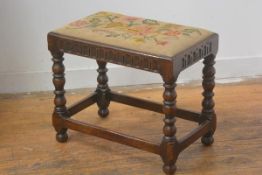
[181,41,213,70]
[56,39,161,73]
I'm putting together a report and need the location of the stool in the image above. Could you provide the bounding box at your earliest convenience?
[48,11,218,175]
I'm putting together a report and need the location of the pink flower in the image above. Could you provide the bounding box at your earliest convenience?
[163,30,181,36]
[124,16,140,22]
[68,20,88,28]
[131,26,153,36]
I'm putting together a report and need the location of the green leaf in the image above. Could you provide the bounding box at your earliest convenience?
[142,19,159,25]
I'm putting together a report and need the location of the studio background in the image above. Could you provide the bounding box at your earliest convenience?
[0,0,262,93]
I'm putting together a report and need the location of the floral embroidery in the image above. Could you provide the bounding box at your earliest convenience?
[142,19,159,25]
[68,20,89,28]
[130,26,153,36]
[163,30,181,37]
[66,12,202,46]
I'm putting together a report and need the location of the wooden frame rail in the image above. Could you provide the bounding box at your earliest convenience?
[56,113,211,156]
[67,92,97,116]
[111,91,200,122]
[178,121,211,152]
[62,117,161,155]
[57,91,211,155]
[66,91,201,122]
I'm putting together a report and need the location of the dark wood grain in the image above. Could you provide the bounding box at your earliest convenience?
[200,54,216,146]
[67,92,97,116]
[160,76,179,175]
[63,117,161,155]
[96,60,110,118]
[178,120,211,152]
[51,50,68,143]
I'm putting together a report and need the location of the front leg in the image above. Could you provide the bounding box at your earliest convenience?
[160,76,179,175]
[96,60,111,118]
[51,50,68,143]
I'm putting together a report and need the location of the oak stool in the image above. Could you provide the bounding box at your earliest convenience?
[48,11,218,175]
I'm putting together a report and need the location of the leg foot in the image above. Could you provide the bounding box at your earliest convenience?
[163,164,177,175]
[98,108,109,118]
[201,132,214,146]
[56,131,68,143]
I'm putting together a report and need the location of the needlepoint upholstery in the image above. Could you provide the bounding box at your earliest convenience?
[53,11,215,57]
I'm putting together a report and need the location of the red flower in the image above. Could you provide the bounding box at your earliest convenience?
[163,30,181,36]
[68,20,88,28]
[131,26,153,36]
[124,16,140,22]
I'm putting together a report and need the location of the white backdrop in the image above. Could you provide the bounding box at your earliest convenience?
[0,0,262,93]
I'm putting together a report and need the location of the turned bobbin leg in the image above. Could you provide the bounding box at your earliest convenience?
[51,50,68,143]
[201,54,217,146]
[96,60,110,118]
[160,76,179,175]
